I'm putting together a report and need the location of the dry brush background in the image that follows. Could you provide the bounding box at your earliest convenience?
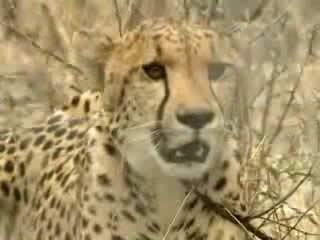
[0,0,320,239]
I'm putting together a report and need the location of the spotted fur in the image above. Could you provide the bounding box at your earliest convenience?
[0,18,247,240]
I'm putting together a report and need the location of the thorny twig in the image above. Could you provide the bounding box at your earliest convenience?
[0,20,87,79]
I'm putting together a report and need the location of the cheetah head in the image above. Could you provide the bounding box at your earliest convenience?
[102,19,241,181]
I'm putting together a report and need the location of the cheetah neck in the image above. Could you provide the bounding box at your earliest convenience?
[84,126,192,231]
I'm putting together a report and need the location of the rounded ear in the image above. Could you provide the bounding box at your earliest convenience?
[208,31,249,131]
[95,36,116,64]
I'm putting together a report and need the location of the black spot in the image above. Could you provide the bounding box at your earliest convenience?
[55,222,61,236]
[20,138,31,150]
[112,235,126,240]
[121,209,136,222]
[232,193,240,201]
[104,193,116,202]
[47,219,52,230]
[97,174,111,186]
[42,140,53,150]
[52,147,63,160]
[31,127,44,133]
[135,202,147,216]
[25,151,33,165]
[13,187,21,202]
[151,222,161,232]
[184,218,195,230]
[62,105,69,111]
[40,209,46,221]
[69,119,83,128]
[66,145,74,152]
[8,137,16,144]
[0,144,5,153]
[186,197,198,210]
[43,187,51,200]
[1,181,10,196]
[60,205,66,218]
[104,143,117,156]
[23,188,29,204]
[47,124,60,133]
[84,100,90,113]
[82,217,89,228]
[214,177,227,191]
[93,223,102,234]
[4,160,14,173]
[48,115,63,125]
[50,196,56,208]
[34,135,46,146]
[95,125,103,132]
[147,223,160,233]
[222,160,230,170]
[36,228,42,240]
[61,173,71,188]
[67,130,77,140]
[54,128,67,137]
[187,229,201,239]
[7,146,15,155]
[240,203,247,212]
[84,234,92,240]
[71,96,80,106]
[65,232,72,240]
[139,233,152,240]
[118,86,126,105]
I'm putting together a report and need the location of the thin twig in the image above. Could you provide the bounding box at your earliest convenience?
[113,0,122,37]
[249,0,295,45]
[258,216,320,236]
[195,190,274,240]
[280,200,320,240]
[251,167,312,219]
[0,20,87,78]
[162,188,194,240]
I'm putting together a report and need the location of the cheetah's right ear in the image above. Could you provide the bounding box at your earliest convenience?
[95,36,116,64]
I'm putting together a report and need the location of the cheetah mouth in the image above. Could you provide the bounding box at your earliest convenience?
[159,140,210,164]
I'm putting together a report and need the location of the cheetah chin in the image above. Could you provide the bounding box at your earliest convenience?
[154,132,224,180]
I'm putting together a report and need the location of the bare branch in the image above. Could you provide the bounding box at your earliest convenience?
[0,20,87,79]
[113,0,123,37]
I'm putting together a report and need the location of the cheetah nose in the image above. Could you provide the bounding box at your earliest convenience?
[176,108,214,129]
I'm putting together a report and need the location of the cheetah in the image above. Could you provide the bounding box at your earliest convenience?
[0,18,248,240]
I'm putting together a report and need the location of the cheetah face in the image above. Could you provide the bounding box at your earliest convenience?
[105,21,237,181]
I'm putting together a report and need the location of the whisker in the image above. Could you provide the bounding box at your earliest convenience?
[124,121,158,131]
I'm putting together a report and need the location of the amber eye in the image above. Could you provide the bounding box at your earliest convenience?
[142,62,166,80]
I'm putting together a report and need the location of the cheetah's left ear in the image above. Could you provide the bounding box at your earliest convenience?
[208,30,249,138]
[209,31,245,68]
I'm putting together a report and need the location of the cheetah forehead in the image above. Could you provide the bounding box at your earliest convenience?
[105,18,240,73]
[110,20,213,63]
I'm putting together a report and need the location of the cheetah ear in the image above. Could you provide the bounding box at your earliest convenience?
[95,36,116,64]
[209,31,249,130]
[209,31,244,66]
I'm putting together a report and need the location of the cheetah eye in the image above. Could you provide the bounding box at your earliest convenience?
[142,62,166,80]
[208,62,230,81]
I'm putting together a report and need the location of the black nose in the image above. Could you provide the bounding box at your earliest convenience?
[176,109,214,129]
